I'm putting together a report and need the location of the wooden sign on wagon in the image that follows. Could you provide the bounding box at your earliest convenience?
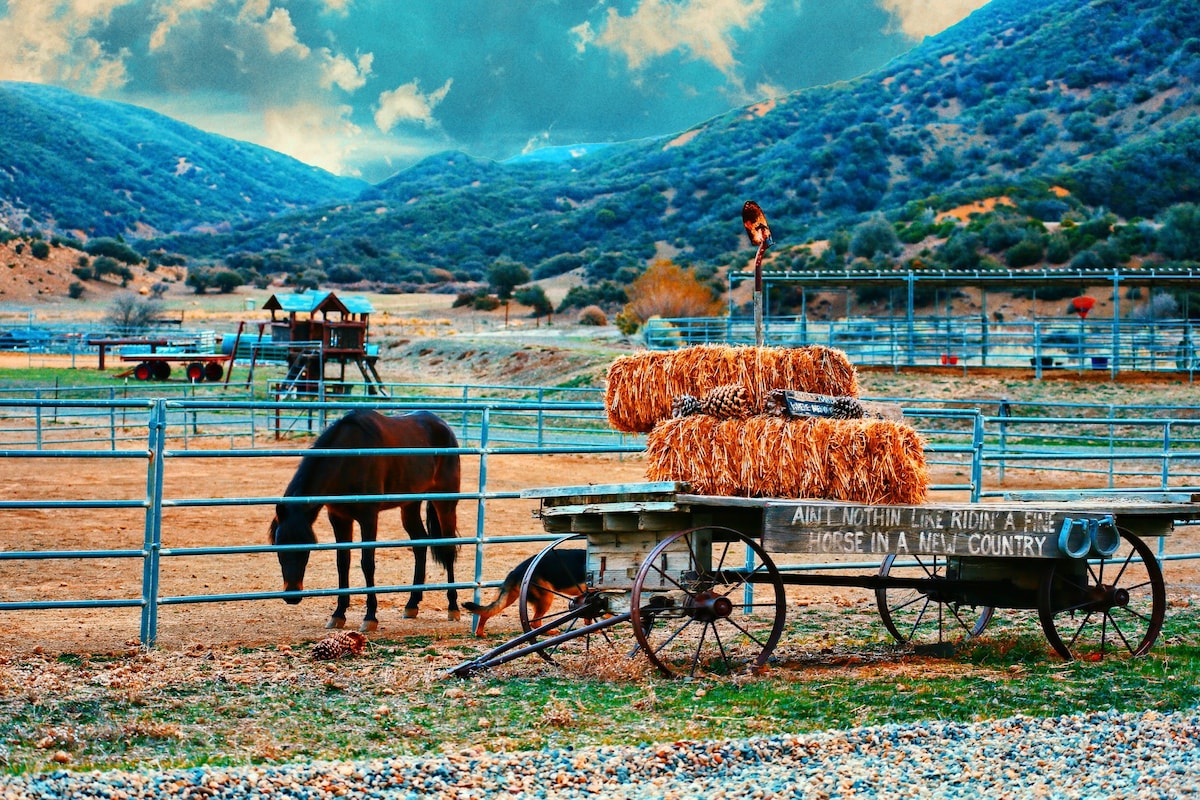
[762,500,1128,559]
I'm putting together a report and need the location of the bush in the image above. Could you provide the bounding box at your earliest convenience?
[30,240,50,260]
[514,285,552,316]
[577,305,607,326]
[68,282,85,299]
[84,237,143,265]
[473,293,501,311]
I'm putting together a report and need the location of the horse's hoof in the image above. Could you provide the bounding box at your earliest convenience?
[403,608,419,619]
[446,610,461,622]
[326,617,346,630]
[360,620,379,633]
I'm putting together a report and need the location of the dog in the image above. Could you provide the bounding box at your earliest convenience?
[464,549,586,636]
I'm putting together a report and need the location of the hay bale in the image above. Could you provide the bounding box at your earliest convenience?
[605,345,858,433]
[645,415,928,504]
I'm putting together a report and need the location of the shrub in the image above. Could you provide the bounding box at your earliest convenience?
[473,293,501,311]
[68,282,85,299]
[30,241,50,260]
[625,260,722,323]
[577,305,607,326]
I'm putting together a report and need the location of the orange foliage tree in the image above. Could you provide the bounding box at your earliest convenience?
[625,260,723,325]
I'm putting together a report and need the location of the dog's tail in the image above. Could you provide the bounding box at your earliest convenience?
[462,576,522,636]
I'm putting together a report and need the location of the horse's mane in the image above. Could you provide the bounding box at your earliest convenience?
[285,410,379,497]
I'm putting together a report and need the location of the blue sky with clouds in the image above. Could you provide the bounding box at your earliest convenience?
[0,0,989,183]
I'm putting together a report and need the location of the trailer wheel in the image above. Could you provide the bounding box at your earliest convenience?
[875,554,993,648]
[630,527,785,678]
[152,361,171,381]
[186,362,205,382]
[133,362,152,381]
[204,362,224,381]
[1037,530,1165,660]
[514,534,624,667]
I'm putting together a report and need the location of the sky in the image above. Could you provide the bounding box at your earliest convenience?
[0,0,991,184]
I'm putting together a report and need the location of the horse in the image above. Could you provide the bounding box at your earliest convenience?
[268,409,461,631]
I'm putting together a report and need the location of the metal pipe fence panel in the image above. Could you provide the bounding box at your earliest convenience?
[1,390,1197,648]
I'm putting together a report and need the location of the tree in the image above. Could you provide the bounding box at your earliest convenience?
[850,214,900,259]
[625,260,723,323]
[1159,203,1200,261]
[514,285,552,317]
[84,237,143,265]
[212,270,246,294]
[487,260,530,301]
[105,292,162,331]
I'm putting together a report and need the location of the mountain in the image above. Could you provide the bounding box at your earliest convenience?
[4,0,1200,294]
[0,82,367,239]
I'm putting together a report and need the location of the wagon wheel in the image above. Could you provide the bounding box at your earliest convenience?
[204,361,224,382]
[630,526,786,678]
[133,362,152,381]
[151,361,171,381]
[517,535,624,666]
[185,362,205,382]
[1037,530,1165,661]
[876,554,993,648]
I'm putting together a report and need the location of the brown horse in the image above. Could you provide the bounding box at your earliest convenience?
[269,409,461,631]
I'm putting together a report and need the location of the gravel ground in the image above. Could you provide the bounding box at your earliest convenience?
[1,709,1197,799]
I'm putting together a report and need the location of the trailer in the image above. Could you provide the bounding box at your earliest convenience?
[118,352,234,382]
[450,483,1200,678]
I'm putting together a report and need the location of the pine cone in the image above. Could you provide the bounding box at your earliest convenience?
[671,394,702,418]
[700,384,751,419]
[311,631,367,661]
[830,396,866,420]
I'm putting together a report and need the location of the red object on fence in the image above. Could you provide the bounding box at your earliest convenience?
[1071,295,1096,319]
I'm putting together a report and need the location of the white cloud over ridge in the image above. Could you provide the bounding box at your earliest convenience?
[374,79,452,133]
[875,0,990,39]
[0,0,131,91]
[584,0,767,77]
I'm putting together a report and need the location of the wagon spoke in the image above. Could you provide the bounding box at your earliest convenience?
[875,554,992,648]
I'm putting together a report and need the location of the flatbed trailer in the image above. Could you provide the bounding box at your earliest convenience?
[118,352,234,382]
[451,482,1200,678]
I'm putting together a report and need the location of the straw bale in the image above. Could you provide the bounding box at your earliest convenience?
[645,415,927,504]
[605,345,858,433]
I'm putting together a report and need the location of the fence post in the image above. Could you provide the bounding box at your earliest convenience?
[1162,421,1172,489]
[470,408,491,612]
[971,410,984,502]
[140,399,167,646]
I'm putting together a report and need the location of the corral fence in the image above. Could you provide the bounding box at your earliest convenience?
[1,393,1199,647]
[643,315,1200,379]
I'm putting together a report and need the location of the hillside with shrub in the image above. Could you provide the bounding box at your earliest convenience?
[0,82,367,239]
[2,0,1199,320]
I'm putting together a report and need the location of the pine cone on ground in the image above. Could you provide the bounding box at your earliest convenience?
[671,394,702,418]
[311,631,367,661]
[700,384,752,419]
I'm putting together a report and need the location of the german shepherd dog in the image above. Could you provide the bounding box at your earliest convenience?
[464,549,586,636]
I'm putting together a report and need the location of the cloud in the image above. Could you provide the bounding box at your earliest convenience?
[261,101,362,175]
[875,0,991,39]
[321,51,373,92]
[584,0,767,77]
[0,0,133,91]
[374,79,452,133]
[261,7,309,57]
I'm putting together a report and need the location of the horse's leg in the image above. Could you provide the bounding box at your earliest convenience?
[327,513,354,629]
[431,499,460,621]
[358,513,380,633]
[400,502,427,619]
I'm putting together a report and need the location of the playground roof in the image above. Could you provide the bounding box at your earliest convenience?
[261,291,374,316]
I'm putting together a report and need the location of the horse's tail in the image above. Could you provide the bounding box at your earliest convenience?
[425,501,458,573]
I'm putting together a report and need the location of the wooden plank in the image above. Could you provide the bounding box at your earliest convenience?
[521,482,684,500]
[763,501,1128,559]
[539,500,683,518]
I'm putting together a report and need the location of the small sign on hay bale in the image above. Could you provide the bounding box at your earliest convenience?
[765,389,903,421]
[605,344,859,433]
[644,415,928,504]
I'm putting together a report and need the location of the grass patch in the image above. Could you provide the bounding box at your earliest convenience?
[2,607,1199,775]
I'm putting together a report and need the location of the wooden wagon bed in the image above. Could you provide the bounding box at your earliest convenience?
[452,483,1200,678]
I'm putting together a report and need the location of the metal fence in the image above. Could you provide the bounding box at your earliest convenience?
[4,390,1200,647]
[643,315,1200,378]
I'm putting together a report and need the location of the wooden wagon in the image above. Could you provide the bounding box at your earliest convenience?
[451,482,1200,678]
